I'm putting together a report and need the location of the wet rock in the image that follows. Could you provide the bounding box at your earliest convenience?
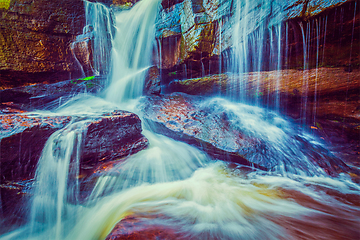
[0,110,148,184]
[81,110,149,168]
[285,0,348,19]
[142,93,270,170]
[169,68,360,100]
[144,66,161,95]
[106,215,183,240]
[0,77,104,111]
[156,0,356,80]
[71,34,97,77]
[0,113,72,183]
[168,68,360,123]
[0,0,86,88]
[0,180,33,230]
[142,93,354,175]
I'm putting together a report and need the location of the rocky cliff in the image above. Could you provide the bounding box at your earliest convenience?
[0,0,85,88]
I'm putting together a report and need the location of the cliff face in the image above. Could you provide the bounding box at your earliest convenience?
[0,0,85,89]
[0,0,356,88]
[155,0,357,80]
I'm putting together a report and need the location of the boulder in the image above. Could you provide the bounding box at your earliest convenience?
[81,110,149,168]
[0,110,148,184]
[142,93,354,175]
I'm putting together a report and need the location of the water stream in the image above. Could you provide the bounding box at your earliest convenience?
[0,0,359,239]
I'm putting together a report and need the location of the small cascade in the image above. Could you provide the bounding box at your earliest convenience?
[71,1,114,77]
[105,0,162,103]
[230,0,284,108]
[29,120,89,239]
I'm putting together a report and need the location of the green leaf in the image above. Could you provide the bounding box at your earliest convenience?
[78,76,95,81]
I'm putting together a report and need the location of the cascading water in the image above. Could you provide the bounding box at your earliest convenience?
[230,0,284,106]
[1,0,360,239]
[105,0,160,103]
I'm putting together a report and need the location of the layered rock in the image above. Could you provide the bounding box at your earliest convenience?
[168,67,360,122]
[156,0,357,81]
[0,0,86,88]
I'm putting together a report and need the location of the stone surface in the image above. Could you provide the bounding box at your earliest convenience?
[0,0,86,88]
[144,66,161,95]
[167,68,360,168]
[0,77,104,111]
[81,110,149,167]
[156,0,357,81]
[142,93,353,175]
[0,113,72,183]
[169,68,360,101]
[106,215,183,240]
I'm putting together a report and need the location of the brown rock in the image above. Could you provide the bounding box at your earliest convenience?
[106,215,183,240]
[144,66,161,95]
[0,0,86,88]
[81,110,149,168]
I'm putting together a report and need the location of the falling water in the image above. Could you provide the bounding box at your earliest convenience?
[230,0,284,106]
[1,0,360,239]
[105,0,160,103]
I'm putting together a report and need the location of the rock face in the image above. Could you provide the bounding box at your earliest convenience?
[142,93,353,175]
[0,76,104,111]
[144,66,161,95]
[0,0,86,88]
[168,67,360,122]
[156,0,358,81]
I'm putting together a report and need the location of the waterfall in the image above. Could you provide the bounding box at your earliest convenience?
[230,0,284,106]
[29,120,89,239]
[1,1,360,239]
[105,0,161,103]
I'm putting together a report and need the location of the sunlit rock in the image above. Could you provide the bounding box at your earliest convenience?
[0,0,85,88]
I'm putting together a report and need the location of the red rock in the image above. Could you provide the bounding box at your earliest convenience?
[106,215,183,240]
[81,110,149,168]
[0,113,72,183]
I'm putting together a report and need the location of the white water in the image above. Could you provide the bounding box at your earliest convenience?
[1,0,360,239]
[105,0,160,103]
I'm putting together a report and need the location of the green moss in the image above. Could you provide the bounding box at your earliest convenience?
[0,0,11,10]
